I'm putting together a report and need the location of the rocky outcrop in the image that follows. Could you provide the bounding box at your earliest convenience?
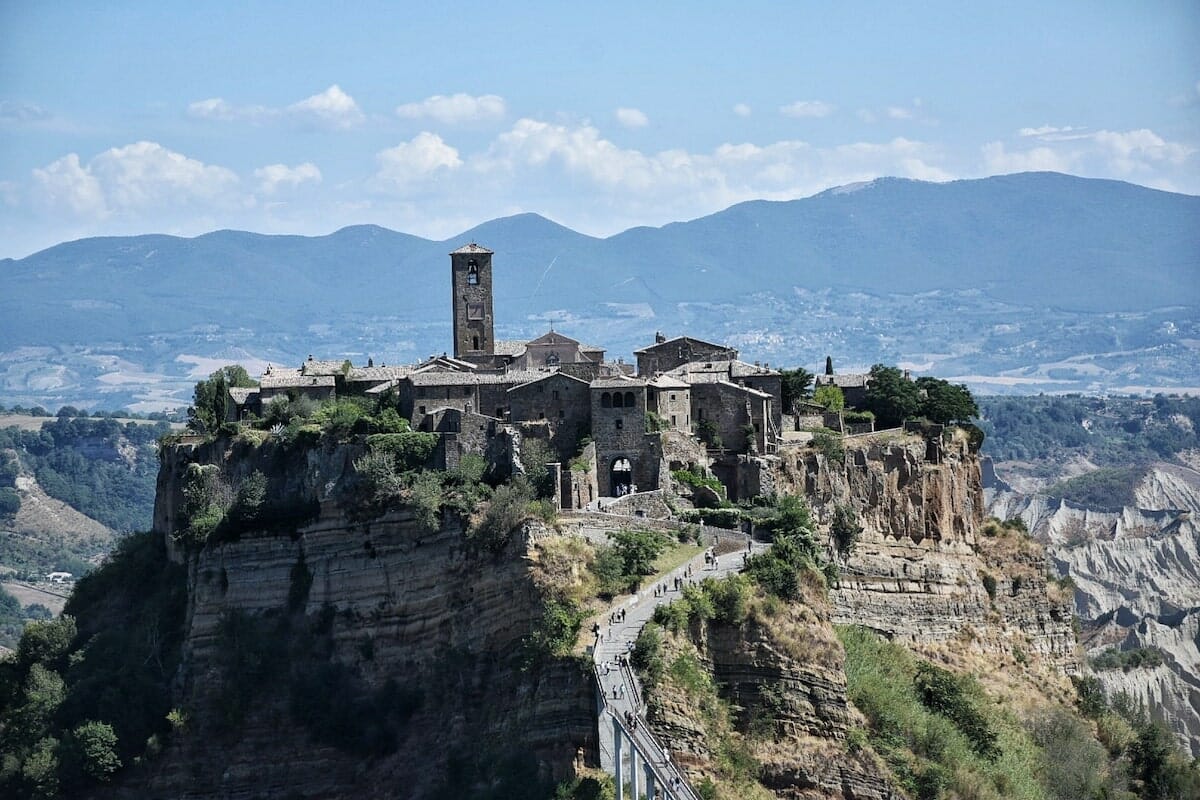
[643,578,900,800]
[130,435,596,800]
[986,460,1200,757]
[751,434,1078,671]
[1088,609,1200,758]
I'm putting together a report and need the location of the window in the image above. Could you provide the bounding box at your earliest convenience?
[467,303,484,321]
[472,335,480,350]
[464,386,471,396]
[552,390,559,401]
[624,391,635,407]
[558,409,565,418]
[546,351,560,366]
[539,412,545,420]
[601,392,612,408]
[613,393,624,408]
[671,415,677,426]
[418,405,426,415]
[467,260,479,285]
[615,418,623,431]
[670,393,676,401]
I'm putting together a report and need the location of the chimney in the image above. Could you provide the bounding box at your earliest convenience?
[655,331,666,344]
[367,357,374,368]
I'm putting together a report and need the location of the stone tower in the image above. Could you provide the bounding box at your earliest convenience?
[450,243,495,361]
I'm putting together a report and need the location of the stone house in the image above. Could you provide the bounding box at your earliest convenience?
[507,372,591,459]
[814,372,871,408]
[634,333,738,377]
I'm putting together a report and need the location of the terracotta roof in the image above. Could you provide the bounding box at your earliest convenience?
[450,242,493,254]
[260,374,335,389]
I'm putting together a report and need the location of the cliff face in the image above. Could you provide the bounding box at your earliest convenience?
[760,434,1077,672]
[135,436,594,800]
[644,583,901,800]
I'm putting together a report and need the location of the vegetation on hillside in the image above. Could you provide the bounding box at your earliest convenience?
[0,417,168,533]
[0,532,186,798]
[979,394,1200,467]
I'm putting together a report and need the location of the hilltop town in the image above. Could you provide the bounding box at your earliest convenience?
[223,243,880,508]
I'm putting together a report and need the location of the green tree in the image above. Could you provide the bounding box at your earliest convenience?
[610,530,667,578]
[813,384,844,411]
[915,377,978,424]
[61,720,122,784]
[864,364,921,427]
[780,367,814,413]
[824,355,834,376]
[187,365,257,434]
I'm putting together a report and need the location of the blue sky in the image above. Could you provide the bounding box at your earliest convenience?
[1,1,1197,258]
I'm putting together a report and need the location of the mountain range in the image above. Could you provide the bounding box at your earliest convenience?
[1,171,1197,411]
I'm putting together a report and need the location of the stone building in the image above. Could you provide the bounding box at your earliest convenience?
[227,242,800,507]
[634,334,738,377]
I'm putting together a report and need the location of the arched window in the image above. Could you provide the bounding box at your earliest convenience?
[624,391,635,408]
[467,260,479,285]
[545,351,560,366]
[601,392,612,408]
[472,335,480,350]
[613,392,624,408]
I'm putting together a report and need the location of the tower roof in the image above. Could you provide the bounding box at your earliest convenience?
[450,242,493,255]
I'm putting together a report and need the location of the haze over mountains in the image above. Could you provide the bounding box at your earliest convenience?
[1,171,1197,412]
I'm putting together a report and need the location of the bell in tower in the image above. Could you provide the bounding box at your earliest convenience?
[450,243,495,363]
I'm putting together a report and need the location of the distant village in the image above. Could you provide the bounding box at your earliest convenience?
[227,244,874,507]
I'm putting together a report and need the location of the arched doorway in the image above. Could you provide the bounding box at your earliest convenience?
[610,457,633,496]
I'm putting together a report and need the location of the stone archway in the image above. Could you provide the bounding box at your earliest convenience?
[610,457,633,496]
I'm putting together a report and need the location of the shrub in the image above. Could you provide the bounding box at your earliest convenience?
[913,662,999,761]
[645,411,668,433]
[812,430,844,461]
[831,504,863,556]
[610,529,669,579]
[527,599,584,659]
[470,477,536,552]
[367,432,438,471]
[631,624,664,685]
[590,545,632,598]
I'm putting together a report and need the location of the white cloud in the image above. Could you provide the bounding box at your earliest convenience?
[394,93,506,124]
[988,127,1194,179]
[733,103,752,117]
[0,100,51,123]
[1092,129,1193,169]
[187,85,363,129]
[886,106,913,120]
[287,85,364,129]
[982,141,1075,174]
[31,153,106,217]
[780,100,834,118]
[254,163,322,194]
[373,132,463,190]
[615,107,649,128]
[1018,124,1081,138]
[30,142,241,219]
[857,109,877,123]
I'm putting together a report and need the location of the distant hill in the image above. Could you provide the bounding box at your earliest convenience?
[0,172,1197,410]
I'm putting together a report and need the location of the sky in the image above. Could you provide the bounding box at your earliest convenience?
[1,1,1197,258]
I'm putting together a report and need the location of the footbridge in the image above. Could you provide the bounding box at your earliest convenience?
[590,532,769,799]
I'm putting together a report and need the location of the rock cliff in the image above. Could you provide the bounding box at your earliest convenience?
[759,433,1077,672]
[986,460,1200,758]
[129,435,595,799]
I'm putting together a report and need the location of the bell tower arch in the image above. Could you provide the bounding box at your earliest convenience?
[450,243,495,361]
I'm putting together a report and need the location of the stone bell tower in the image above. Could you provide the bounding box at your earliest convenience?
[450,243,495,362]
